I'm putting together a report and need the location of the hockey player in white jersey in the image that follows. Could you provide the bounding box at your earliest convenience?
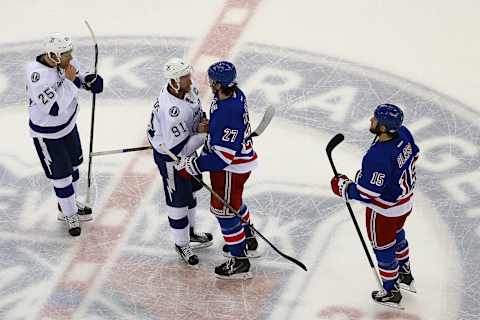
[148,58,212,265]
[26,33,104,236]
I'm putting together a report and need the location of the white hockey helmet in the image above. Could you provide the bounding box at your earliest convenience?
[164,57,192,91]
[44,32,73,64]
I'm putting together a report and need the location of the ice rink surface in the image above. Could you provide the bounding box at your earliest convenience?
[1,1,480,319]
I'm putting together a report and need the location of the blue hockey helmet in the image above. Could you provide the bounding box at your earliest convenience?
[208,61,237,88]
[374,103,404,133]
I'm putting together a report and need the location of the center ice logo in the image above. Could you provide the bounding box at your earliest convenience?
[0,37,478,319]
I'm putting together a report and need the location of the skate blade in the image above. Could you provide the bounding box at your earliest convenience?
[215,271,253,280]
[57,214,93,222]
[372,300,405,310]
[400,282,417,293]
[190,241,213,250]
[222,250,262,259]
[176,256,200,268]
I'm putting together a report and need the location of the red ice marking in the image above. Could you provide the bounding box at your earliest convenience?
[38,1,262,319]
[376,311,422,320]
[317,305,366,319]
[191,0,262,95]
[317,306,422,320]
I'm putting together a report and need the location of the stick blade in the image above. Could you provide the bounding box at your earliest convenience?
[326,133,344,154]
[252,106,275,137]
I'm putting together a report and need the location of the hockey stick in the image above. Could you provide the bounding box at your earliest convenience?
[85,20,98,206]
[159,144,307,271]
[326,133,383,288]
[247,105,275,139]
[89,106,276,157]
[91,146,152,157]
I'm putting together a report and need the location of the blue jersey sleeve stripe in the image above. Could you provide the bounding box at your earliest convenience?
[152,137,190,162]
[196,152,229,172]
[170,136,190,156]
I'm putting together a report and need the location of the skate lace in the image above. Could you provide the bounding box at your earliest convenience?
[65,215,79,228]
[226,258,237,271]
[181,245,194,258]
[400,264,411,274]
[375,289,388,298]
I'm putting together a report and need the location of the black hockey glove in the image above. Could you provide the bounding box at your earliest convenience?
[84,74,104,94]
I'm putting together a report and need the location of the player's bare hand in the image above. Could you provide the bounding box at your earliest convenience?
[64,64,77,81]
[198,119,209,133]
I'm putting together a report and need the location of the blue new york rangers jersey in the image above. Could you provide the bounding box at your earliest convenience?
[347,126,420,217]
[196,87,258,173]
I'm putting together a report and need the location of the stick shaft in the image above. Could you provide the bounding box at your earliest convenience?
[326,134,383,288]
[159,145,307,271]
[85,20,98,205]
[91,146,152,157]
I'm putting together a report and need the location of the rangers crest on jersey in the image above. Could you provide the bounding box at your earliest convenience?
[169,106,179,117]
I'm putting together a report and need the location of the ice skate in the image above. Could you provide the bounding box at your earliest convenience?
[215,256,252,280]
[399,263,416,293]
[57,201,93,221]
[189,227,213,249]
[371,283,404,310]
[64,214,81,237]
[175,244,199,266]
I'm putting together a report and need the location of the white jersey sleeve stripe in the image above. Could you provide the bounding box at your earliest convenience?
[356,184,381,197]
[213,145,236,156]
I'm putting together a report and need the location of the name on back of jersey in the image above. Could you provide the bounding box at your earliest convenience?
[397,142,413,168]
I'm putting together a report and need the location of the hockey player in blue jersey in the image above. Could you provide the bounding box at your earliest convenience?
[26,33,103,236]
[330,104,419,307]
[175,61,259,279]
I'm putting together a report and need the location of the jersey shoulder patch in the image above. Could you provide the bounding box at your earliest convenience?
[169,105,179,117]
[31,72,41,83]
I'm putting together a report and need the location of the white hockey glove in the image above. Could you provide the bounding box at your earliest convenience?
[175,156,201,180]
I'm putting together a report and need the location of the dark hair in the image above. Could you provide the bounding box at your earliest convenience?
[221,83,237,97]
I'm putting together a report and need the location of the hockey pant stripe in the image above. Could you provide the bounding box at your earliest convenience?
[369,210,396,250]
[366,208,409,249]
[223,171,232,215]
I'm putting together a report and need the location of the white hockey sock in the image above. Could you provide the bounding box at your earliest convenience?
[188,206,196,230]
[52,176,76,217]
[167,206,190,246]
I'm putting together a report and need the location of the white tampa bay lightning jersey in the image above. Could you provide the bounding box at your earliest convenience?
[26,56,87,139]
[147,83,205,159]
